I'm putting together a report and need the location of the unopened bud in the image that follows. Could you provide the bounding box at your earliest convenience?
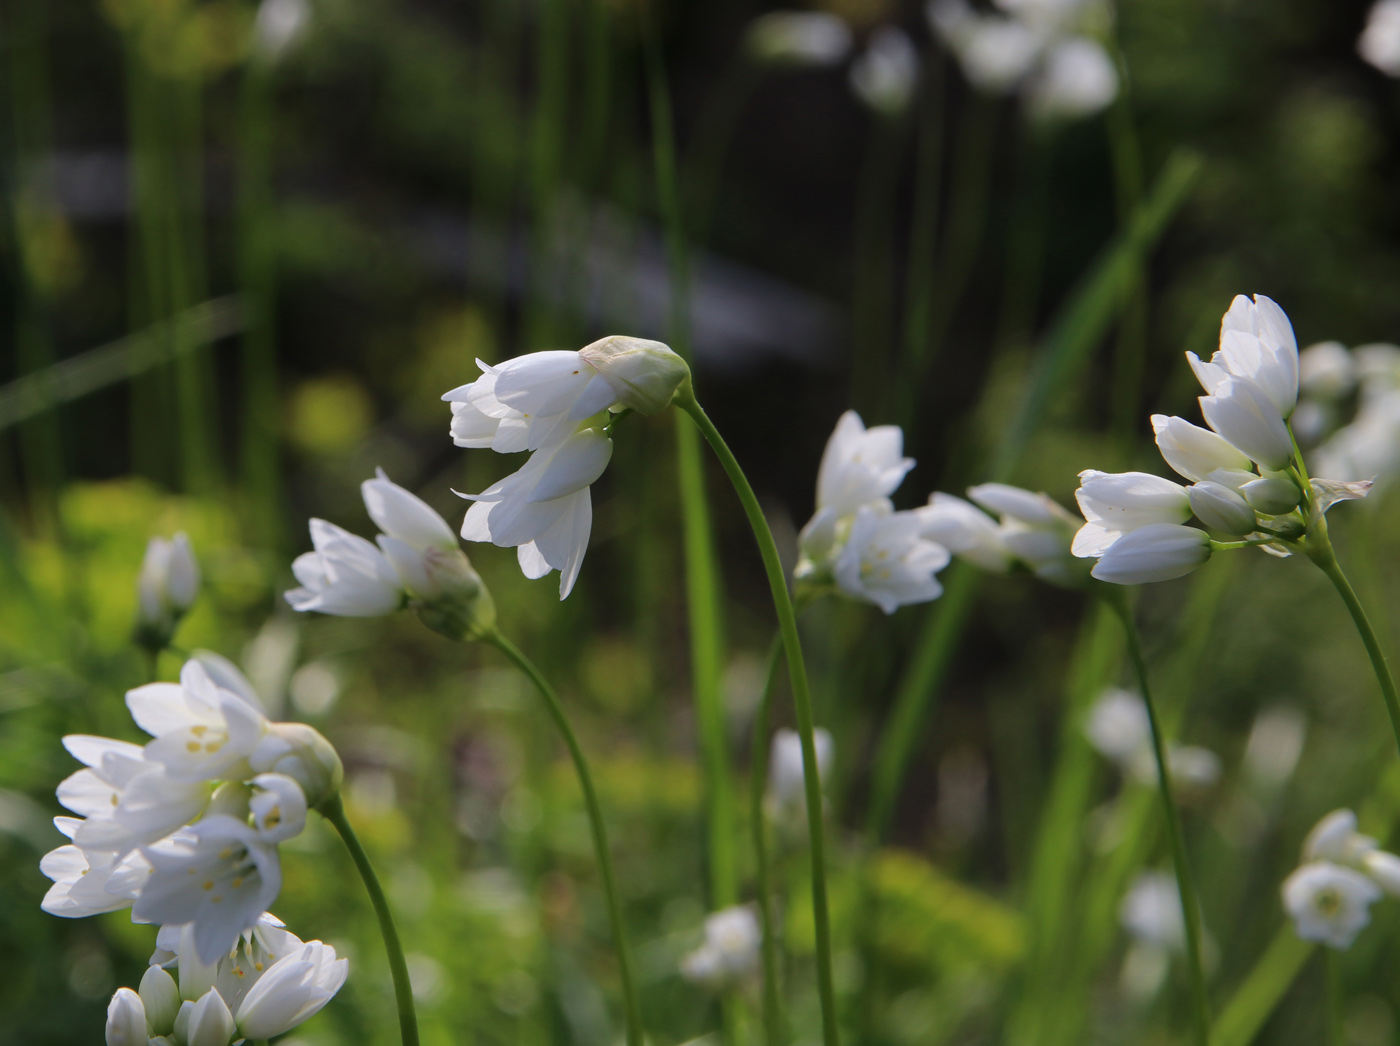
[134,533,201,652]
[249,723,343,810]
[1189,481,1257,535]
[1241,475,1302,515]
[186,989,235,1046]
[578,335,690,416]
[105,988,148,1046]
[139,966,181,1038]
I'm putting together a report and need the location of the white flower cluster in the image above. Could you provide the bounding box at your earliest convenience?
[919,482,1081,585]
[443,336,689,599]
[928,0,1118,120]
[680,906,762,991]
[1072,294,1371,586]
[286,468,493,640]
[794,410,951,613]
[39,656,343,966]
[104,913,346,1046]
[1294,340,1400,493]
[1282,809,1400,950]
[1359,0,1400,76]
[135,533,201,652]
[1084,688,1220,791]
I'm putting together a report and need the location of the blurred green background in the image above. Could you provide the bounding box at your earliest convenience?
[5,0,1400,1043]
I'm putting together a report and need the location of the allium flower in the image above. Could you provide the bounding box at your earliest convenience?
[744,11,853,66]
[285,519,404,617]
[1282,861,1381,950]
[928,0,1118,119]
[794,411,950,611]
[444,338,688,598]
[767,726,834,821]
[135,533,200,651]
[680,906,762,990]
[1360,0,1400,76]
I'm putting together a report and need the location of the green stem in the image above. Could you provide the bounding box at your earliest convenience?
[1106,589,1210,1046]
[1210,927,1312,1046]
[320,794,419,1046]
[750,632,787,1046]
[485,631,644,1046]
[1308,538,1400,759]
[678,391,840,1046]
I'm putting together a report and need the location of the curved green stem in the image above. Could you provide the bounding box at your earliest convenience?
[750,632,787,1046]
[1307,539,1400,759]
[485,630,644,1046]
[1105,589,1210,1046]
[677,391,840,1046]
[320,794,419,1046]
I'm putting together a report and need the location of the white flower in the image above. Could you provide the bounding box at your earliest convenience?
[1025,36,1118,119]
[850,26,919,113]
[235,939,349,1038]
[285,519,404,617]
[965,483,1081,582]
[680,906,762,990]
[1303,809,1377,865]
[40,826,150,918]
[1121,871,1185,952]
[832,504,951,613]
[1151,415,1253,484]
[136,533,200,648]
[1084,687,1150,763]
[361,468,484,605]
[1199,376,1295,470]
[806,410,915,533]
[1187,481,1256,536]
[134,816,283,965]
[1195,294,1300,417]
[105,987,148,1046]
[128,660,269,785]
[1086,523,1211,585]
[253,0,311,62]
[1299,341,1356,399]
[768,727,834,819]
[1282,861,1381,949]
[154,912,301,1008]
[1072,470,1192,556]
[745,11,853,66]
[139,965,181,1036]
[248,774,308,844]
[1360,0,1400,75]
[459,423,612,599]
[918,493,1013,572]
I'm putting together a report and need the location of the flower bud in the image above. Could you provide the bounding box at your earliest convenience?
[105,987,148,1046]
[139,965,181,1037]
[1241,475,1302,515]
[250,772,309,843]
[411,549,497,642]
[249,723,343,810]
[1151,415,1253,483]
[1090,523,1211,585]
[187,988,236,1046]
[1188,481,1257,535]
[135,533,201,651]
[577,335,690,416]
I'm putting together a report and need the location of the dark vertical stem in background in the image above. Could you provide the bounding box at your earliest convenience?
[750,633,787,1046]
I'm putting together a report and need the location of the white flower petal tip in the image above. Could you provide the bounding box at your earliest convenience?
[576,335,690,416]
[1282,861,1382,950]
[1088,523,1211,585]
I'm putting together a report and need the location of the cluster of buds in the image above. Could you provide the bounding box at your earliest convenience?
[929,0,1119,120]
[443,336,690,599]
[39,655,343,966]
[134,534,201,654]
[1072,294,1372,586]
[104,913,346,1046]
[286,468,494,641]
[1282,810,1400,949]
[794,411,951,613]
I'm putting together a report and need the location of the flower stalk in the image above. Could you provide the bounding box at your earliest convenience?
[677,388,840,1046]
[750,632,786,1046]
[484,630,644,1046]
[320,793,419,1046]
[1105,587,1210,1046]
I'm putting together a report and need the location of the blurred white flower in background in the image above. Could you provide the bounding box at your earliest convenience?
[1359,0,1400,76]
[767,726,834,823]
[680,906,762,990]
[135,533,201,651]
[253,0,312,63]
[1084,687,1220,792]
[1282,862,1381,950]
[919,483,1081,583]
[745,11,853,66]
[928,0,1118,119]
[794,410,951,611]
[1119,870,1185,1000]
[850,26,920,113]
[1295,340,1400,492]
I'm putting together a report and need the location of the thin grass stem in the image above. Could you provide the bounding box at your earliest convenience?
[485,631,644,1046]
[751,631,787,1046]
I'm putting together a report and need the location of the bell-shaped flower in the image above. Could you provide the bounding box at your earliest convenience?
[459,422,612,599]
[1199,376,1294,470]
[106,987,149,1046]
[1151,415,1253,483]
[1085,523,1211,585]
[136,966,182,1037]
[285,519,404,617]
[1282,861,1381,950]
[850,26,919,114]
[249,723,343,810]
[135,533,201,651]
[1240,474,1303,515]
[1072,470,1191,558]
[153,912,302,1009]
[235,939,349,1039]
[744,10,852,66]
[767,727,834,822]
[680,906,762,990]
[128,660,269,785]
[832,504,951,614]
[918,493,1013,573]
[1189,294,1299,416]
[804,410,914,544]
[1360,0,1400,76]
[133,816,282,965]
